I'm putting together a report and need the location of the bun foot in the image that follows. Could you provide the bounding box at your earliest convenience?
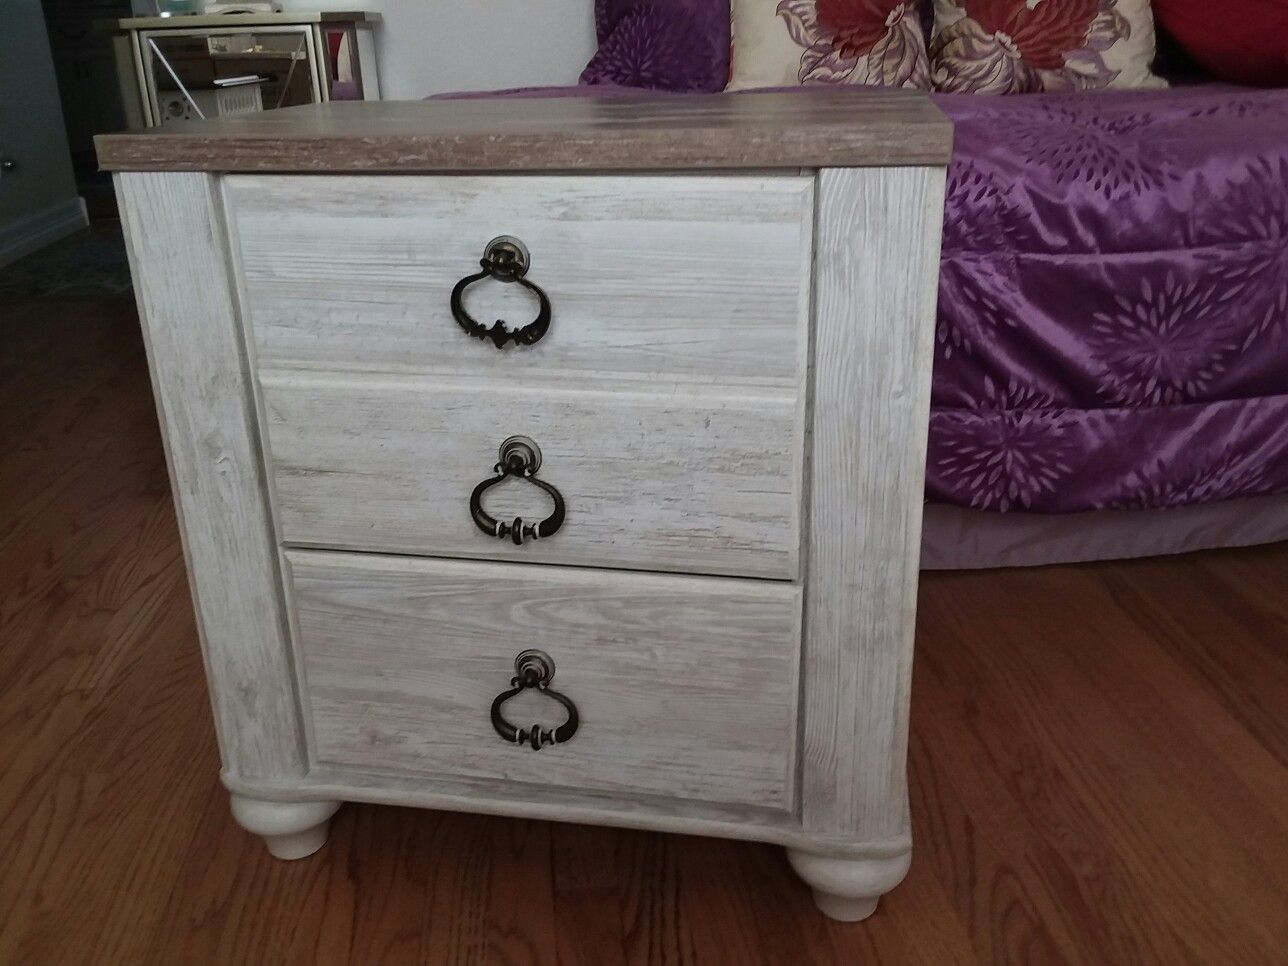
[229,795,342,860]
[810,890,879,922]
[786,848,911,922]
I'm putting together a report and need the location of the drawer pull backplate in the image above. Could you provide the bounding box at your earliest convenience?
[490,649,580,750]
[450,235,552,349]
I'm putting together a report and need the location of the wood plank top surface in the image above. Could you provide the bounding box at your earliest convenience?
[95,90,953,173]
[107,11,380,30]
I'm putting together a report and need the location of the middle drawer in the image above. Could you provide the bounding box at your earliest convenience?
[259,371,803,580]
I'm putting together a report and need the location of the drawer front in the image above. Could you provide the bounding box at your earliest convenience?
[288,550,801,811]
[261,371,802,580]
[226,174,813,388]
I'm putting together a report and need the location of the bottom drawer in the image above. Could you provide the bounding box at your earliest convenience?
[287,550,803,812]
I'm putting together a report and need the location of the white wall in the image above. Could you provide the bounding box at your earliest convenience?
[0,0,87,265]
[289,0,597,98]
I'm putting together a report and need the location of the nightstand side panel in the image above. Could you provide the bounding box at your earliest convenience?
[116,170,306,781]
[801,165,947,842]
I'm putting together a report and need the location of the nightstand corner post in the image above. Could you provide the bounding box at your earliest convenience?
[115,170,308,786]
[797,164,947,895]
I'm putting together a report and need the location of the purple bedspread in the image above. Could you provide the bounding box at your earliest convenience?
[439,84,1288,513]
[931,87,1288,512]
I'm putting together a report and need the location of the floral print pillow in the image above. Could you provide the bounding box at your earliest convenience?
[929,0,1167,93]
[728,1,931,91]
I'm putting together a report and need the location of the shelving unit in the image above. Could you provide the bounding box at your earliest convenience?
[105,11,380,128]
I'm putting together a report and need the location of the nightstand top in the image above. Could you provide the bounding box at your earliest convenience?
[95,90,953,173]
[107,11,381,31]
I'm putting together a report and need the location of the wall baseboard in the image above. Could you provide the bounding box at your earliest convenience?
[0,197,89,268]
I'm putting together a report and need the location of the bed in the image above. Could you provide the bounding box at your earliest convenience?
[438,82,1288,567]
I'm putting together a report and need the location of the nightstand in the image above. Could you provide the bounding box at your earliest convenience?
[97,91,950,920]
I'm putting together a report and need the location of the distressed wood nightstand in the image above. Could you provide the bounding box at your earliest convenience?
[97,91,951,921]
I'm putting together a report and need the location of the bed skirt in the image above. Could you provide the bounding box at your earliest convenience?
[920,495,1288,570]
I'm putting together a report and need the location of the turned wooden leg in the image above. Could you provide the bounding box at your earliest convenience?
[228,795,342,860]
[786,849,912,922]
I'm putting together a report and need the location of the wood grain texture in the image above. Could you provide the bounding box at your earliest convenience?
[287,550,802,811]
[226,174,814,387]
[2,291,1285,962]
[801,166,946,839]
[115,172,305,780]
[95,90,954,173]
[258,371,801,579]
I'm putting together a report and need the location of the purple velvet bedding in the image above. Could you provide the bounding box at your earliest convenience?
[438,84,1288,514]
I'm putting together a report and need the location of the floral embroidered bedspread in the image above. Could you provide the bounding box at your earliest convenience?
[438,83,1288,513]
[928,87,1288,512]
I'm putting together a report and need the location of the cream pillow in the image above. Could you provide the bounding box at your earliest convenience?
[929,0,1167,93]
[729,1,931,92]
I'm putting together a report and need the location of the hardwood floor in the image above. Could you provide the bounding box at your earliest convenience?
[2,288,1285,965]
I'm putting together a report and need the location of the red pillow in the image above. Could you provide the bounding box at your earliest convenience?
[1152,0,1288,86]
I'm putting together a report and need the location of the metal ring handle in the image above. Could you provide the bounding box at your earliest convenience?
[489,649,579,750]
[450,236,552,349]
[469,436,565,546]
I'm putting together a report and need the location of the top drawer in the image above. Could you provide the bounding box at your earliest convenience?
[224,174,814,388]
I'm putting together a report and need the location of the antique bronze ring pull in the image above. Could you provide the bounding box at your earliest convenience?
[450,236,552,349]
[469,436,565,546]
[490,650,579,750]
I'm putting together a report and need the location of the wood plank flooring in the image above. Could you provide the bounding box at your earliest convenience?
[1,287,1285,965]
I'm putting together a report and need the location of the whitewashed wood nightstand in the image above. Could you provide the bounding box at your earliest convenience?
[97,92,951,921]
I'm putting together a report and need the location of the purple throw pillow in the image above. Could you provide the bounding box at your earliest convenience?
[580,0,730,92]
